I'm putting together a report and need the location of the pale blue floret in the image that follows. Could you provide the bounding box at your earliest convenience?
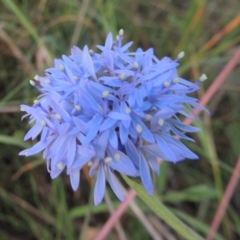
[20,30,205,205]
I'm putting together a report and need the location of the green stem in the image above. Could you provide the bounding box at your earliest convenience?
[123,175,204,240]
[79,185,94,240]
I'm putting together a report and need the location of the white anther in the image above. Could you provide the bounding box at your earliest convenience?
[119,29,124,36]
[45,77,50,83]
[34,75,39,80]
[75,105,81,111]
[120,73,126,80]
[73,76,78,81]
[158,118,164,126]
[57,162,64,170]
[163,81,170,87]
[29,80,35,86]
[102,91,109,98]
[89,49,94,55]
[114,153,121,161]
[88,161,93,166]
[199,74,207,82]
[33,99,39,104]
[116,35,119,41]
[177,51,185,59]
[59,64,65,70]
[55,113,62,120]
[152,106,157,111]
[20,107,24,111]
[173,77,180,83]
[136,124,142,133]
[133,62,139,69]
[104,156,112,163]
[145,114,152,121]
[125,107,131,114]
[41,120,46,126]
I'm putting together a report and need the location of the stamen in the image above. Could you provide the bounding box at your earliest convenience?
[116,35,119,41]
[136,124,142,133]
[45,78,50,83]
[55,114,62,120]
[59,64,65,71]
[41,120,46,126]
[145,114,152,121]
[114,153,121,161]
[125,107,131,114]
[163,81,170,87]
[173,77,180,83]
[119,73,126,80]
[75,105,81,111]
[29,80,35,86]
[73,76,78,81]
[89,49,94,55]
[104,156,112,163]
[133,62,139,69]
[57,162,64,170]
[119,29,124,36]
[34,75,39,80]
[88,161,93,166]
[199,74,207,82]
[158,118,164,126]
[102,91,109,98]
[33,99,39,104]
[177,51,185,59]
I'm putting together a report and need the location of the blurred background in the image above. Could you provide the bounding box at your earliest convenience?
[0,0,240,239]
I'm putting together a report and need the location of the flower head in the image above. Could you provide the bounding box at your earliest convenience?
[20,30,205,205]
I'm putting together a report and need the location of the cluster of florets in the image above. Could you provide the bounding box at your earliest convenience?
[20,30,207,205]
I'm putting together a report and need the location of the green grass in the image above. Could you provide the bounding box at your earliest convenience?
[0,0,239,239]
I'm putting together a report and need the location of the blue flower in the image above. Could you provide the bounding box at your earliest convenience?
[20,29,206,205]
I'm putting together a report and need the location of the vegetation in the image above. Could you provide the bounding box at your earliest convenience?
[0,0,239,239]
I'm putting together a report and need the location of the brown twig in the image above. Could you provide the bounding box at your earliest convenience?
[206,155,240,240]
[0,24,35,76]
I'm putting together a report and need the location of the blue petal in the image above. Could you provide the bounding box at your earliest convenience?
[104,49,114,72]
[143,144,168,160]
[70,171,80,191]
[19,140,49,156]
[155,134,177,162]
[147,154,160,175]
[139,151,154,195]
[106,166,125,201]
[108,112,131,121]
[84,114,104,144]
[73,117,87,134]
[24,123,43,141]
[82,45,97,80]
[66,136,76,167]
[119,123,129,145]
[96,130,109,159]
[100,118,117,132]
[169,119,200,132]
[109,129,118,149]
[48,94,71,122]
[109,151,138,176]
[94,163,106,205]
[132,117,155,143]
[124,139,139,167]
[105,32,113,49]
[50,163,65,179]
